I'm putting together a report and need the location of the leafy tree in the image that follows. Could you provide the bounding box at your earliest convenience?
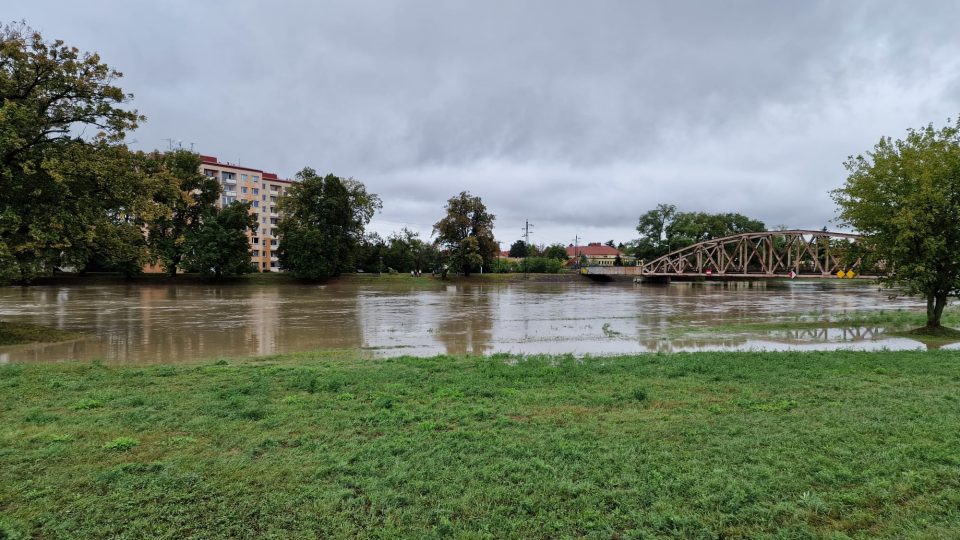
[542,243,569,261]
[384,228,436,273]
[433,191,497,276]
[634,203,765,260]
[356,233,386,273]
[508,239,529,258]
[0,23,149,282]
[145,150,221,276]
[277,168,381,280]
[614,254,623,266]
[635,203,677,260]
[833,118,960,329]
[183,202,257,278]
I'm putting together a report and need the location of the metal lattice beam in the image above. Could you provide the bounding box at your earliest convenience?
[638,230,864,277]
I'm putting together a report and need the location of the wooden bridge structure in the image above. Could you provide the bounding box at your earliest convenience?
[582,230,871,280]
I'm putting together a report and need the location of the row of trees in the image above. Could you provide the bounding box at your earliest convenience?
[507,240,570,261]
[632,204,766,260]
[0,24,258,283]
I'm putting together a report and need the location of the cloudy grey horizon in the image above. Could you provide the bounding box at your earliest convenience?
[10,1,960,247]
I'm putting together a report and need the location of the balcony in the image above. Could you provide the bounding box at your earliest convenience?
[224,190,237,197]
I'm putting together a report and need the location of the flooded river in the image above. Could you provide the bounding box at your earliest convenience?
[0,279,945,363]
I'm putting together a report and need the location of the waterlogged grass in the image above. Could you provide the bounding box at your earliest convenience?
[2,351,960,538]
[0,321,82,346]
[675,306,960,337]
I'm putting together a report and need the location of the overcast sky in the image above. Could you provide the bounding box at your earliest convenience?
[10,1,960,246]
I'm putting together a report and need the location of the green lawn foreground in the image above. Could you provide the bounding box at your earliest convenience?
[1,351,959,539]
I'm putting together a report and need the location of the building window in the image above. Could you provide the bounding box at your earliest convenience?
[204,169,217,177]
[252,188,259,195]
[222,172,236,181]
[253,200,259,208]
[270,218,278,225]
[252,250,260,257]
[252,175,259,183]
[252,237,259,244]
[241,174,248,181]
[241,187,248,194]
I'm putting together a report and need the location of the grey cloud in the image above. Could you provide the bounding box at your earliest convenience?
[10,1,960,245]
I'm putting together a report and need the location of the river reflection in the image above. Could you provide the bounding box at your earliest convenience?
[0,279,945,363]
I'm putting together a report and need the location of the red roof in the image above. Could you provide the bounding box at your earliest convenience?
[201,155,290,182]
[566,243,622,257]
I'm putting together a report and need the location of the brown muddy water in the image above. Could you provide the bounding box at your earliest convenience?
[0,279,948,363]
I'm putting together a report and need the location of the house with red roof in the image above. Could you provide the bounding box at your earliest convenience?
[565,243,635,267]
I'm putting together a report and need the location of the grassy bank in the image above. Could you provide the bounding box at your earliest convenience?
[0,321,82,346]
[2,351,959,538]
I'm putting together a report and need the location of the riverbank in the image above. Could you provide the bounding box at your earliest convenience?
[2,350,958,538]
[0,321,82,346]
[24,270,579,287]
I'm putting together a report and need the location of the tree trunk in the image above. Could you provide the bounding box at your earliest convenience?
[926,292,948,328]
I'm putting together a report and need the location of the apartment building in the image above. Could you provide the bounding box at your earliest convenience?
[199,155,293,272]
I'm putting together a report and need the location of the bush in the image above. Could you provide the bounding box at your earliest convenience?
[521,257,563,274]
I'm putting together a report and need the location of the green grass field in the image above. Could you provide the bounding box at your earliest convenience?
[2,350,959,539]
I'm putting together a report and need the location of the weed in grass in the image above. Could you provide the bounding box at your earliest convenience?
[103,437,139,451]
[70,398,103,410]
[165,436,196,446]
[631,387,648,402]
[23,410,58,424]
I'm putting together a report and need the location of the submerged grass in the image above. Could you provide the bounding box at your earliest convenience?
[675,306,960,337]
[0,321,82,346]
[2,350,959,538]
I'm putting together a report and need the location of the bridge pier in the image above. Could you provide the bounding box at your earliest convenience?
[637,276,671,284]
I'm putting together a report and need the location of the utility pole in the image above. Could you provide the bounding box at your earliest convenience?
[574,234,579,268]
[522,220,534,278]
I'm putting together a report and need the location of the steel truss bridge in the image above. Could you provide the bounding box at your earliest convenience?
[583,230,869,279]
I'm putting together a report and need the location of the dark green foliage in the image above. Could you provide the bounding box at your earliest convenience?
[634,203,765,260]
[833,118,960,328]
[0,24,148,283]
[519,257,563,273]
[433,191,497,276]
[145,151,222,276]
[1,351,959,538]
[508,239,529,258]
[183,202,257,278]
[542,243,570,261]
[357,229,440,274]
[277,168,381,279]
